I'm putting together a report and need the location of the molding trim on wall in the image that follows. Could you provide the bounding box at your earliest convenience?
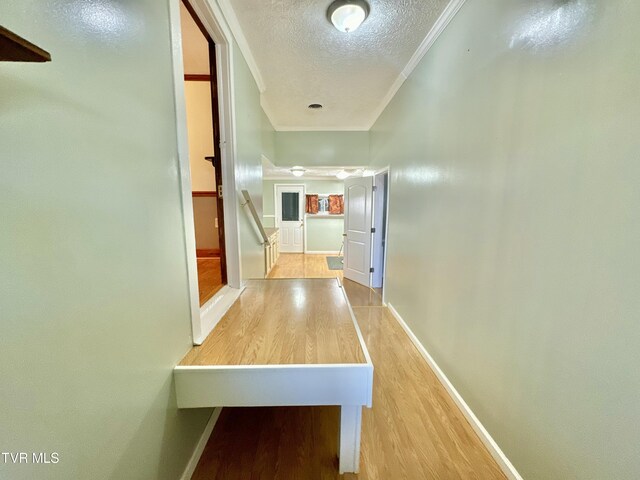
[217,0,265,93]
[365,0,467,130]
[196,248,221,258]
[386,303,524,480]
[192,190,218,197]
[179,407,222,480]
[262,214,275,218]
[275,126,370,132]
[185,74,211,81]
[305,250,341,255]
[264,176,351,181]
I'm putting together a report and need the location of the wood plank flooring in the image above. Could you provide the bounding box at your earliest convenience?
[197,257,223,306]
[191,283,506,479]
[180,279,366,366]
[268,253,344,280]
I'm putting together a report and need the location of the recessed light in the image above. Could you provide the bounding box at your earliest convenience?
[308,103,323,109]
[327,0,369,33]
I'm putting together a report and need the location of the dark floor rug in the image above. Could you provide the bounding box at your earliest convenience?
[326,256,344,270]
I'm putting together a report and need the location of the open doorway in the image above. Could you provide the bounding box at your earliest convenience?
[342,169,390,295]
[179,0,227,306]
[371,170,389,292]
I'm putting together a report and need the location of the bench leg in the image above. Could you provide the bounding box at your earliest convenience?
[338,405,362,474]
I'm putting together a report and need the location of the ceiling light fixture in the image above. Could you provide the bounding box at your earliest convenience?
[291,167,306,177]
[308,103,323,109]
[327,0,369,33]
[336,170,350,180]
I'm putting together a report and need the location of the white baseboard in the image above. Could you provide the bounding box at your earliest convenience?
[180,407,222,480]
[386,303,523,480]
[305,250,341,255]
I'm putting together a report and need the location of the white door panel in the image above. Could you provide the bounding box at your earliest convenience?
[276,185,304,253]
[344,177,373,286]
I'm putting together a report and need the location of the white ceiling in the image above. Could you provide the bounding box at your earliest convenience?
[180,2,209,75]
[222,0,453,130]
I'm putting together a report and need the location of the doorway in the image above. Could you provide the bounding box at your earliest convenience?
[275,184,305,253]
[343,170,390,291]
[179,0,227,306]
[371,171,389,290]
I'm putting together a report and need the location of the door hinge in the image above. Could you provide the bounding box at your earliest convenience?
[217,185,223,198]
[370,267,374,273]
[371,227,376,233]
[372,186,377,192]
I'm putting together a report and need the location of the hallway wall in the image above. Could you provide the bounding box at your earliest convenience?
[231,39,270,279]
[275,131,369,167]
[369,1,640,478]
[0,1,211,479]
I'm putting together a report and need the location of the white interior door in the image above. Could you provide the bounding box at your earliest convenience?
[344,177,373,286]
[276,185,304,253]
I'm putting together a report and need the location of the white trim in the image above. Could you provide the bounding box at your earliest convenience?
[264,175,355,181]
[169,0,244,345]
[366,0,467,129]
[274,125,370,132]
[168,0,201,339]
[305,250,341,255]
[192,0,243,290]
[175,363,372,408]
[386,303,524,480]
[179,407,222,480]
[306,214,344,219]
[195,285,244,345]
[339,406,362,474]
[217,0,265,92]
[262,214,276,218]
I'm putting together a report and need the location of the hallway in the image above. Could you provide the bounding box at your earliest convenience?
[191,281,505,479]
[268,253,344,280]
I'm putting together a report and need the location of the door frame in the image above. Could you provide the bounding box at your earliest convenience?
[169,0,243,344]
[371,167,391,304]
[274,183,306,253]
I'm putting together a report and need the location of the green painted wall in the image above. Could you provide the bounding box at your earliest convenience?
[263,180,344,252]
[370,1,640,479]
[261,110,276,163]
[275,131,369,167]
[0,1,210,479]
[231,40,270,279]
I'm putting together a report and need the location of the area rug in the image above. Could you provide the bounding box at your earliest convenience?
[326,256,344,270]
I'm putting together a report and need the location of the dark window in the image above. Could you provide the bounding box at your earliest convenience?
[281,192,299,221]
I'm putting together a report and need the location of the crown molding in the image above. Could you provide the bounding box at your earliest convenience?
[275,126,370,132]
[217,0,266,93]
[365,0,467,130]
[263,175,347,181]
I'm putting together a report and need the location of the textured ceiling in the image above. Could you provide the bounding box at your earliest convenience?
[227,0,451,130]
[180,2,209,75]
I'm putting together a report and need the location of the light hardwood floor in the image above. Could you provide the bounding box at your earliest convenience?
[180,279,366,366]
[268,253,344,280]
[191,282,506,479]
[197,257,223,306]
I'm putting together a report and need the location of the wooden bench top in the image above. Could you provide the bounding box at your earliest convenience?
[179,279,367,366]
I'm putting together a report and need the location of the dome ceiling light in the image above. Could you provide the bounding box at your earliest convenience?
[327,0,370,33]
[291,167,306,177]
